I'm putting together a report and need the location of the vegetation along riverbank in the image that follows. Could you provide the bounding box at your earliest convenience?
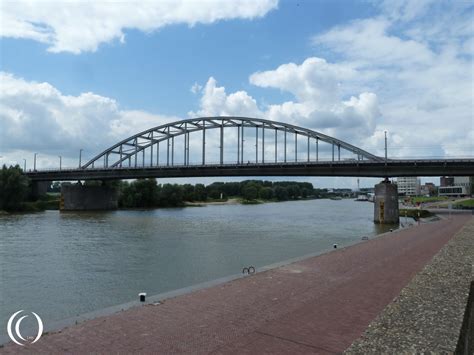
[1,164,340,212]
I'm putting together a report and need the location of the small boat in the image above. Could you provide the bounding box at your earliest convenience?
[355,194,368,201]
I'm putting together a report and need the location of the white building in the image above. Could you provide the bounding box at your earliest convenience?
[453,176,471,192]
[396,177,420,196]
[438,176,472,197]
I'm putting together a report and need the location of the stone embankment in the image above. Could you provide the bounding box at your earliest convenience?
[346,218,474,354]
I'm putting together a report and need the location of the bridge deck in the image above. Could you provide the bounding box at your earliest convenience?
[3,215,471,353]
[25,159,474,180]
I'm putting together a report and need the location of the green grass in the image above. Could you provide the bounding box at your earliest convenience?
[399,209,434,219]
[454,199,474,209]
[410,196,448,203]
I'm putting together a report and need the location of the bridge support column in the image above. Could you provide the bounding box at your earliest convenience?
[374,179,399,224]
[61,183,118,211]
[30,181,49,199]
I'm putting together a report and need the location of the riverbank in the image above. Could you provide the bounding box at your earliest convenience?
[1,196,322,213]
[2,215,470,353]
[346,217,474,353]
[184,198,241,206]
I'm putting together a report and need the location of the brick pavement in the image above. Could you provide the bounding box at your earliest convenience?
[2,215,471,354]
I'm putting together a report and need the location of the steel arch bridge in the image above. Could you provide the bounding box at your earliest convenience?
[82,116,383,170]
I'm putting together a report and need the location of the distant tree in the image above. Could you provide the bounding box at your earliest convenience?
[222,182,241,196]
[301,188,309,198]
[119,179,159,208]
[207,188,221,200]
[182,184,196,201]
[259,187,273,200]
[273,186,289,201]
[159,184,184,207]
[242,185,258,201]
[194,184,207,201]
[0,165,30,211]
[287,184,301,199]
[135,179,159,207]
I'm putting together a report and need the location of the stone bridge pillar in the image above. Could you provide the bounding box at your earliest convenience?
[374,179,399,224]
[61,183,118,211]
[30,181,49,199]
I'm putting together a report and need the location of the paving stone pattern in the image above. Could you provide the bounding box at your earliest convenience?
[346,217,474,354]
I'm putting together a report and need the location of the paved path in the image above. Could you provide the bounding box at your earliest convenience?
[346,218,474,353]
[2,215,471,354]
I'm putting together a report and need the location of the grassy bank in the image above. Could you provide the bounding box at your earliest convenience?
[454,199,474,209]
[410,196,448,204]
[399,208,434,219]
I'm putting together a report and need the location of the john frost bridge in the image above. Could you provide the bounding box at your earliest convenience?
[26,117,474,222]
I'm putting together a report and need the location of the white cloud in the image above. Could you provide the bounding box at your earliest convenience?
[313,17,434,68]
[0,72,177,167]
[379,0,436,22]
[189,58,381,148]
[1,0,278,54]
[250,57,356,104]
[189,77,262,117]
[310,1,473,159]
[190,82,203,94]
[2,1,472,170]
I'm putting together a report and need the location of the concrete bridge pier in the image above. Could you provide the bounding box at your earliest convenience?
[61,182,118,211]
[30,181,49,199]
[374,179,399,224]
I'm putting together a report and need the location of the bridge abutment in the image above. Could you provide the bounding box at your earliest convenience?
[61,183,118,211]
[374,179,399,224]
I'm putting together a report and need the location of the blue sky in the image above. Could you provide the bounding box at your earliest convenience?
[1,0,377,115]
[0,0,473,188]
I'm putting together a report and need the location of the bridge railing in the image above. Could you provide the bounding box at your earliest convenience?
[24,157,474,174]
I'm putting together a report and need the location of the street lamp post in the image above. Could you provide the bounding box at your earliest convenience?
[79,149,83,168]
[34,153,37,171]
[58,156,62,171]
[384,130,388,162]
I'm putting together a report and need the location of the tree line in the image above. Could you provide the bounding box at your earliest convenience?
[0,165,29,211]
[0,164,333,211]
[117,179,328,208]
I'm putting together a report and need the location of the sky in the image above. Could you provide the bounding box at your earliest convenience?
[0,0,473,188]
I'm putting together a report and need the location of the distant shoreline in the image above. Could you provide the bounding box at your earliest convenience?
[184,198,241,206]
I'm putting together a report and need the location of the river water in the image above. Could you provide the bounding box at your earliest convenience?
[0,199,395,340]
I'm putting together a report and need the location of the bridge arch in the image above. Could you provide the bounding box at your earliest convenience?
[82,116,382,169]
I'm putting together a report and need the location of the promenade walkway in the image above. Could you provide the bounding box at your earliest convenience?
[2,215,471,354]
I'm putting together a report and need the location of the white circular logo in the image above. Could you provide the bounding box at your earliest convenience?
[7,310,43,346]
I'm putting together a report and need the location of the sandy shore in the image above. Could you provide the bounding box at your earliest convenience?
[184,198,241,206]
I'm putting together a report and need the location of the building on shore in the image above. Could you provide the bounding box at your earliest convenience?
[396,177,421,196]
[440,176,455,187]
[439,176,473,196]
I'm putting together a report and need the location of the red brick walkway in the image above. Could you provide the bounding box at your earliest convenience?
[2,215,471,354]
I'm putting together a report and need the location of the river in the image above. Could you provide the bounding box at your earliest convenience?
[0,199,397,341]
